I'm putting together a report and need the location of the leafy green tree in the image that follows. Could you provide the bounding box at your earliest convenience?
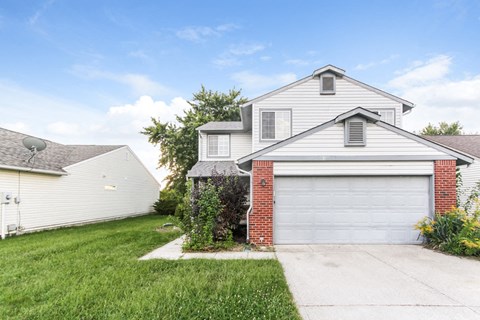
[420,121,463,135]
[142,86,247,194]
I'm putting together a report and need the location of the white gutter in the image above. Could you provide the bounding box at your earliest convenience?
[236,164,252,243]
[0,165,67,176]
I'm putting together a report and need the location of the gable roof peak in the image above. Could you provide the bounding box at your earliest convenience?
[334,107,381,124]
[312,65,346,77]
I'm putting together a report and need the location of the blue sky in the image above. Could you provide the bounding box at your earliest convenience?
[1,0,479,184]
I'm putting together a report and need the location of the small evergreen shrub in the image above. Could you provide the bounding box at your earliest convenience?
[153,188,181,215]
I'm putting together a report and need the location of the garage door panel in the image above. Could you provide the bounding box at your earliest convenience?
[274,176,430,244]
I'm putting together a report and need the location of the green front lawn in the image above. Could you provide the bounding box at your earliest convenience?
[0,215,300,320]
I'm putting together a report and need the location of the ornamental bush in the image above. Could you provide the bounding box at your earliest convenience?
[153,188,181,215]
[181,171,248,250]
[416,205,480,256]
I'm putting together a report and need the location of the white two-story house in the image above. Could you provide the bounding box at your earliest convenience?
[187,65,473,245]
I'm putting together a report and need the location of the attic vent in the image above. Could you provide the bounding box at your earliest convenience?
[345,119,366,146]
[320,74,335,94]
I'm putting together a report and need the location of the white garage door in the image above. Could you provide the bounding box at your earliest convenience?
[274,176,430,244]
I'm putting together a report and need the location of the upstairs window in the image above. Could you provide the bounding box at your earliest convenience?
[345,118,366,146]
[375,109,395,125]
[261,110,291,141]
[208,135,229,157]
[320,73,336,94]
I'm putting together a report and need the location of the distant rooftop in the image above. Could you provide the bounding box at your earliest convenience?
[422,135,480,158]
[0,127,124,175]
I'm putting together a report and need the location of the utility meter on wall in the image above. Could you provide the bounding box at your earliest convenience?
[1,192,12,204]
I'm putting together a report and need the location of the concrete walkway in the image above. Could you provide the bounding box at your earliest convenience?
[139,236,276,260]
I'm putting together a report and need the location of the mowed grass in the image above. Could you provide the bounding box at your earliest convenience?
[0,215,300,320]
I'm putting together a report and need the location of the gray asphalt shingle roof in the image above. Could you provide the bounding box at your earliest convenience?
[0,127,124,174]
[196,122,244,131]
[186,161,247,178]
[422,135,480,159]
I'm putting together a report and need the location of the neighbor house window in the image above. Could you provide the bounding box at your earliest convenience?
[208,135,229,157]
[261,110,291,140]
[320,73,336,94]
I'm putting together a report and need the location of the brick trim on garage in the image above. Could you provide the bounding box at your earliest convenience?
[434,160,457,214]
[250,160,274,246]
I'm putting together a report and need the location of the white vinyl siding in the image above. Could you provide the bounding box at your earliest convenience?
[199,132,252,161]
[208,135,229,157]
[261,110,291,141]
[266,123,448,157]
[458,159,480,207]
[0,147,159,233]
[253,77,403,151]
[274,161,434,176]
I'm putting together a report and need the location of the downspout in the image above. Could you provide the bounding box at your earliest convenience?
[236,163,252,243]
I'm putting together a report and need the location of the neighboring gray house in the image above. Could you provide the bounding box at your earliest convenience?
[423,135,480,207]
[187,65,473,245]
[0,127,160,237]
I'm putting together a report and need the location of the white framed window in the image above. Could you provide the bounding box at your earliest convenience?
[261,110,291,141]
[371,109,395,125]
[208,135,230,157]
[320,73,336,94]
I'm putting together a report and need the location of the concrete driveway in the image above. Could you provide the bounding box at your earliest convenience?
[276,245,480,320]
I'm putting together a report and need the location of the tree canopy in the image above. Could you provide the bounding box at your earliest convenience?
[142,86,247,193]
[420,121,463,135]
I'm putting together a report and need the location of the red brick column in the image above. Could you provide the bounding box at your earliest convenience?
[250,160,274,246]
[434,160,457,214]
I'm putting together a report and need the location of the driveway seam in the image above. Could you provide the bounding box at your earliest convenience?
[359,247,479,315]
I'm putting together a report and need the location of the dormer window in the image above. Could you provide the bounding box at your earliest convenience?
[345,118,366,146]
[320,73,336,94]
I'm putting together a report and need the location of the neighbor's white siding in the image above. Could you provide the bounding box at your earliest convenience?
[274,161,434,176]
[199,131,252,161]
[0,147,159,232]
[253,76,403,152]
[266,123,448,157]
[458,159,480,206]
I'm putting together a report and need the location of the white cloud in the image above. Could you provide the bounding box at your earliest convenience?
[228,43,265,56]
[388,55,480,134]
[28,0,55,26]
[213,43,266,67]
[388,55,451,89]
[285,59,310,66]
[212,57,240,67]
[0,81,190,186]
[354,54,399,71]
[47,121,81,136]
[231,71,297,96]
[176,23,239,42]
[70,65,172,97]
